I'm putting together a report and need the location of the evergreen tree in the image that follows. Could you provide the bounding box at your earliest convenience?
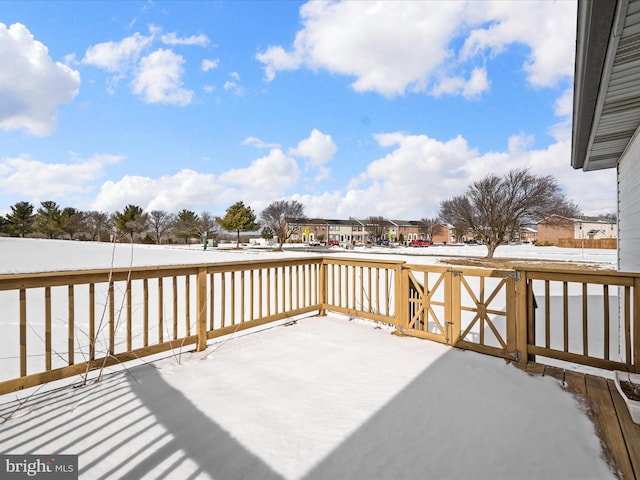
[216,201,258,248]
[5,201,35,237]
[173,209,199,244]
[34,201,62,239]
[114,204,148,242]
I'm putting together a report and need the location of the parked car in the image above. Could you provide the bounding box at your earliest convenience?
[328,240,340,246]
[376,240,389,246]
[409,240,431,247]
[308,240,321,246]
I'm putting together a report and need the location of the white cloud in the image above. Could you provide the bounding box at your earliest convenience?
[256,1,576,97]
[256,45,302,82]
[223,81,244,96]
[0,153,123,201]
[82,31,153,74]
[294,131,616,219]
[461,1,577,88]
[201,58,219,72]
[219,149,300,199]
[94,169,220,212]
[242,137,281,149]
[132,49,193,105]
[83,26,204,105]
[432,67,490,99]
[0,23,80,136]
[161,32,209,47]
[289,129,337,167]
[92,150,300,214]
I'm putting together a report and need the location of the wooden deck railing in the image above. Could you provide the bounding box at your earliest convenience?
[0,256,638,395]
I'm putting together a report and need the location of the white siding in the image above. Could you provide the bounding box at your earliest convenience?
[618,127,640,272]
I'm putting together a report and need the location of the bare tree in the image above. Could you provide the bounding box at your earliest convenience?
[418,217,445,242]
[197,211,219,241]
[439,168,580,258]
[362,216,389,242]
[260,200,305,251]
[85,211,113,241]
[148,210,176,245]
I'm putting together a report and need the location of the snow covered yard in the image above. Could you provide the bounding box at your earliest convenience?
[0,315,616,479]
[0,238,621,479]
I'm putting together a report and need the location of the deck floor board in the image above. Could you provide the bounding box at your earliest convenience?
[525,363,640,479]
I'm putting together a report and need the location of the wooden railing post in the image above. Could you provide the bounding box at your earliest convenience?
[196,267,208,352]
[515,271,529,367]
[448,269,461,346]
[393,262,406,332]
[318,260,327,316]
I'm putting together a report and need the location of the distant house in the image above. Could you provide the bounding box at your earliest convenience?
[431,224,457,245]
[325,219,365,244]
[389,220,422,242]
[287,218,328,243]
[537,215,617,245]
[572,0,640,270]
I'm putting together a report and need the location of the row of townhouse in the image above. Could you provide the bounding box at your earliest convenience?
[285,218,467,245]
[284,215,616,246]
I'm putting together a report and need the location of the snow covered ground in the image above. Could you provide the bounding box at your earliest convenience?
[0,236,617,273]
[0,238,619,479]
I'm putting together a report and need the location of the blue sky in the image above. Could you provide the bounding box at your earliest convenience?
[0,0,617,220]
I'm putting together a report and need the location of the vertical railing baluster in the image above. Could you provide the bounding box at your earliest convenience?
[603,284,610,361]
[172,276,178,340]
[250,269,255,322]
[582,283,588,356]
[563,282,569,353]
[143,279,149,347]
[89,283,95,361]
[45,286,52,370]
[231,271,236,326]
[108,280,115,355]
[158,277,164,343]
[221,273,226,328]
[20,288,26,377]
[68,285,75,365]
[185,275,191,336]
[545,280,550,349]
[126,280,132,351]
[209,273,215,330]
[266,268,271,317]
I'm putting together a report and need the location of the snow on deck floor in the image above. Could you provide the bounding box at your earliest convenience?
[0,314,615,480]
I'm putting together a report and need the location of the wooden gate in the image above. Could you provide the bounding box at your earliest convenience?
[404,266,450,344]
[400,265,519,361]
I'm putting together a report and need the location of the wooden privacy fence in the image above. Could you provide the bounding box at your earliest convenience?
[0,256,639,395]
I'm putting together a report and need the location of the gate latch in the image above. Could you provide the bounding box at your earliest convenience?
[501,349,521,362]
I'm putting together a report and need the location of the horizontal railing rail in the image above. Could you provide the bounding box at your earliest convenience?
[0,256,638,395]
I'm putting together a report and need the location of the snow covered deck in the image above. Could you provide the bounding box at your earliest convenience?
[521,362,640,479]
[0,314,622,479]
